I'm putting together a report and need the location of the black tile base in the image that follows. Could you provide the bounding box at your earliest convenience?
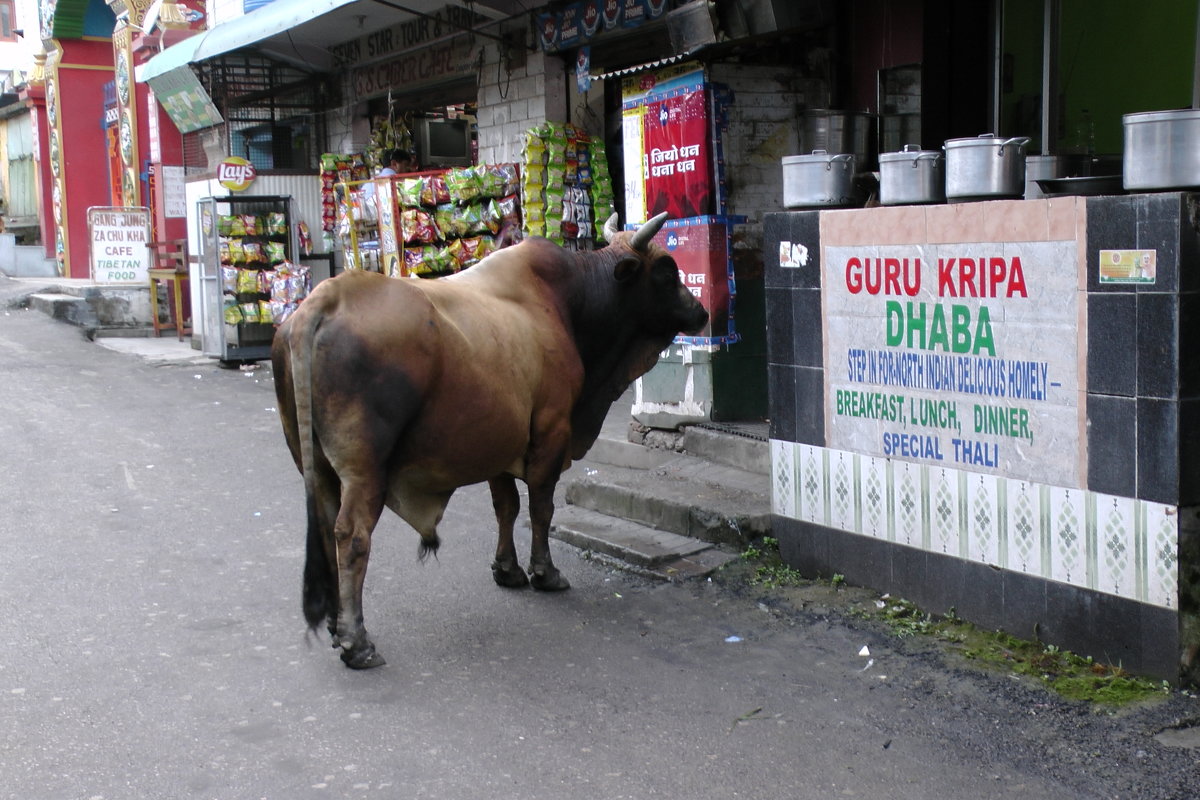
[772,515,1183,683]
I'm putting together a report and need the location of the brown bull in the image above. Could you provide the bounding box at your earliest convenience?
[272,212,708,668]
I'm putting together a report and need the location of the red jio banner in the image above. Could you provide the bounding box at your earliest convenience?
[642,87,712,219]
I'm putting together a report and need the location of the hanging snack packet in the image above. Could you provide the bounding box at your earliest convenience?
[242,241,266,265]
[267,212,287,236]
[221,265,238,294]
[258,269,276,295]
[240,214,260,236]
[237,268,259,294]
[240,302,261,324]
[267,241,287,264]
[223,301,243,325]
[433,203,456,239]
[399,178,423,207]
[497,194,521,227]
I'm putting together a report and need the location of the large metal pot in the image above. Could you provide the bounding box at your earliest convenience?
[879,145,945,205]
[1123,109,1200,190]
[944,134,1031,200]
[800,110,875,169]
[782,150,857,208]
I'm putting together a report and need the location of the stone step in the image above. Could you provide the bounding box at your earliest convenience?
[560,453,770,549]
[551,504,738,581]
[682,424,769,475]
[27,292,95,327]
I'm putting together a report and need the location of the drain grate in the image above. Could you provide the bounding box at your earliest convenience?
[691,421,769,442]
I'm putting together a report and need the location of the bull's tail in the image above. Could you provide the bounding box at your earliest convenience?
[288,309,337,631]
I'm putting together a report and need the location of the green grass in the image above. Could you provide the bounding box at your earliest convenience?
[731,541,1169,706]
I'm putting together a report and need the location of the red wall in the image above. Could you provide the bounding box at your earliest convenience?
[56,40,118,278]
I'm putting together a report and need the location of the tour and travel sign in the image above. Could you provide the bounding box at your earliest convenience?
[824,241,1081,487]
[88,206,151,284]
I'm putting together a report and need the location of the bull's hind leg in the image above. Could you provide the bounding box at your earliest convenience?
[489,476,529,588]
[331,478,388,669]
[527,481,569,591]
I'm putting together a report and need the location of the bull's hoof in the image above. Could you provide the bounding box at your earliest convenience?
[339,642,386,670]
[492,559,530,589]
[530,565,570,592]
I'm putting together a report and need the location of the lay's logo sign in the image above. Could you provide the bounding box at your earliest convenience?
[217,157,256,191]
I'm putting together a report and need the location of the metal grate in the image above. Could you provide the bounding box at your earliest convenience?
[185,55,333,172]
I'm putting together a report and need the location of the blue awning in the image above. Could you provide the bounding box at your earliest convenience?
[136,0,362,82]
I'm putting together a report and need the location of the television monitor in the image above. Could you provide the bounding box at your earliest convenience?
[415,117,473,168]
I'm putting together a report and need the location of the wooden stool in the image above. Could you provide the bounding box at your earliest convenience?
[148,240,191,341]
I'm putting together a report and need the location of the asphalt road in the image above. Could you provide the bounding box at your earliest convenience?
[1,297,1198,799]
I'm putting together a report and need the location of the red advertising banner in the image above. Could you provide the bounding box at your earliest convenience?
[642,88,712,219]
[649,217,730,341]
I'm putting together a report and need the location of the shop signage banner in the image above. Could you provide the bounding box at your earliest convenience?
[539,0,666,52]
[653,217,731,342]
[823,241,1082,487]
[641,87,712,219]
[88,206,151,284]
[147,66,224,134]
[329,4,486,68]
[351,38,477,100]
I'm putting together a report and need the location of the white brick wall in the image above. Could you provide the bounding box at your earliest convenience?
[475,29,567,165]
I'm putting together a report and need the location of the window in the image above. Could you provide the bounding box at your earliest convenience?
[0,1,16,42]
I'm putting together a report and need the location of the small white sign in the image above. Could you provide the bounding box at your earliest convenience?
[162,166,186,218]
[88,206,152,284]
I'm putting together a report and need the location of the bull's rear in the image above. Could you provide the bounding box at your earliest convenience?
[272,213,707,668]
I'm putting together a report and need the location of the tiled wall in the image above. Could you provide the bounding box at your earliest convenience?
[764,194,1200,682]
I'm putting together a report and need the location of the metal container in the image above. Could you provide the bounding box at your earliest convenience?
[1024,155,1067,199]
[944,134,1031,200]
[879,145,945,205]
[799,110,875,169]
[1122,109,1200,190]
[782,150,857,208]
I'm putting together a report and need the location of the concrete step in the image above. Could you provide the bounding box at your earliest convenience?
[28,292,96,327]
[25,283,154,332]
[552,505,738,581]
[560,449,770,549]
[682,424,769,474]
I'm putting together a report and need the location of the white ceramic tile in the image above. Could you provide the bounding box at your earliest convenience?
[1049,487,1086,587]
[770,439,796,519]
[1094,493,1136,600]
[965,471,1001,566]
[1005,478,1041,576]
[797,444,825,525]
[892,459,924,548]
[928,467,962,557]
[1143,501,1179,609]
[829,449,856,533]
[860,456,889,539]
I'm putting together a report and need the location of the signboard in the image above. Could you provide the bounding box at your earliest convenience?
[350,38,478,100]
[217,157,256,192]
[538,0,666,51]
[823,241,1082,487]
[162,165,187,218]
[147,66,224,134]
[329,4,487,68]
[88,206,151,284]
[642,86,712,219]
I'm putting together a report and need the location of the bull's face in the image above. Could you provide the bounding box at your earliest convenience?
[615,248,709,337]
[611,212,708,338]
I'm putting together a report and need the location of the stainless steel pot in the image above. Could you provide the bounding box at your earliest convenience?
[782,150,857,208]
[800,110,875,168]
[1123,109,1200,190]
[879,145,945,205]
[944,134,1031,200]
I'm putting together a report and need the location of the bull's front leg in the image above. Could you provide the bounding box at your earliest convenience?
[489,476,529,588]
[527,481,570,591]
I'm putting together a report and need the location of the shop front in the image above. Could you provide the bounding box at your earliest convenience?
[762,0,1200,683]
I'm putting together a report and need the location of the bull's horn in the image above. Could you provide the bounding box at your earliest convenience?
[603,213,620,243]
[629,212,670,251]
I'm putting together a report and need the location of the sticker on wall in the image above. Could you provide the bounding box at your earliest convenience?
[779,240,808,268]
[1099,249,1156,284]
[217,157,257,192]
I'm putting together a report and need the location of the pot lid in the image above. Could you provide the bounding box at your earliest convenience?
[945,133,1031,149]
[880,144,942,162]
[1123,108,1200,124]
[783,150,857,164]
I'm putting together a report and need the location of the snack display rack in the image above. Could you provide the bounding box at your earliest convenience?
[195,195,302,363]
[335,164,522,278]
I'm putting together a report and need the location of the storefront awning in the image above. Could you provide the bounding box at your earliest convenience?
[137,0,363,82]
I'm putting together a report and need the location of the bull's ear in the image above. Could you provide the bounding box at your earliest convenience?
[614,254,642,283]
